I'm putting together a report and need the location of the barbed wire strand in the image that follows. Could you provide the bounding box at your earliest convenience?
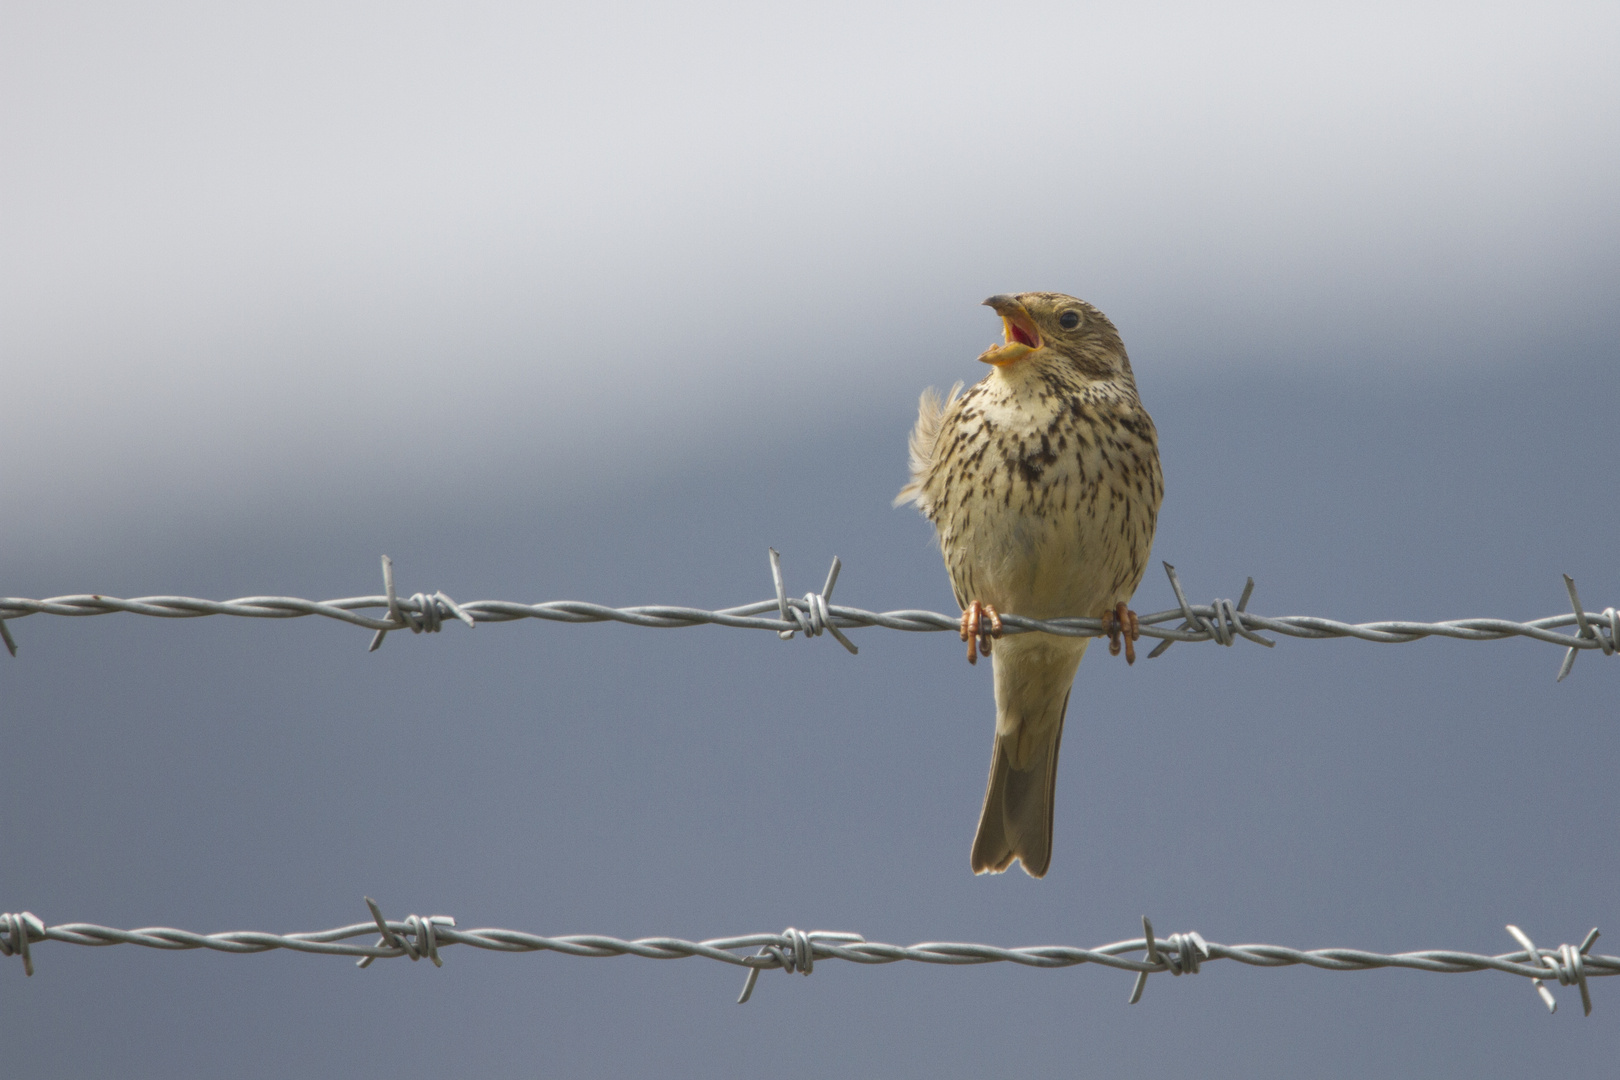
[2,554,1614,681]
[0,906,1608,1015]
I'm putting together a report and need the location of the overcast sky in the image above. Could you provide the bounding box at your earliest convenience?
[4,0,1617,553]
[4,3,1618,1077]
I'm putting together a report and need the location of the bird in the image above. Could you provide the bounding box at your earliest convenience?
[896,292,1162,877]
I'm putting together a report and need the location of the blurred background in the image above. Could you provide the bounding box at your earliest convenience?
[3,2,1617,1076]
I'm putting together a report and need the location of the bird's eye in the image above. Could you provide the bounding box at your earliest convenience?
[1058,310,1081,330]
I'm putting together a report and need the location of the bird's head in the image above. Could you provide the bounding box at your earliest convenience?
[977,292,1131,381]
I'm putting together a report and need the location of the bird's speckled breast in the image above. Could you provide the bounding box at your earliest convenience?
[922,367,1162,622]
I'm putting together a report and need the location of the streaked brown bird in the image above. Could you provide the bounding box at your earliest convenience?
[897,292,1162,877]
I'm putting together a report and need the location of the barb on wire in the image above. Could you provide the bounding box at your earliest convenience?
[1147,564,1273,658]
[1,912,43,976]
[769,548,857,654]
[735,927,867,1003]
[367,555,475,652]
[2,903,1611,1016]
[0,557,1613,680]
[1556,576,1617,682]
[1507,924,1602,1015]
[355,897,455,968]
[1126,915,1210,1004]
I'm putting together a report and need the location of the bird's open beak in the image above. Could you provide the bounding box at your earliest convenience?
[978,295,1041,366]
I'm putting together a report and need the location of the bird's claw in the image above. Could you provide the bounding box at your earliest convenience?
[959,600,1003,665]
[1106,602,1140,665]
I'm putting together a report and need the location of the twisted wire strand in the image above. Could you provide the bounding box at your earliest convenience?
[0,556,1613,678]
[0,907,1610,1013]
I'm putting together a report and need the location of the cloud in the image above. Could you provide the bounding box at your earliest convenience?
[3,0,1616,549]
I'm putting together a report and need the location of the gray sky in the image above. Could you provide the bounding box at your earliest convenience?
[3,3,1618,1077]
[4,0,1617,552]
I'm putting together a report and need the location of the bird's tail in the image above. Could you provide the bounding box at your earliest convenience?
[970,639,1085,878]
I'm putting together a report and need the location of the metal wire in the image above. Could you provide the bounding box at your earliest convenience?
[3,555,1613,1016]
[0,907,1609,1015]
[1,554,1614,680]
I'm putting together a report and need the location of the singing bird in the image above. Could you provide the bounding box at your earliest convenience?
[897,292,1162,877]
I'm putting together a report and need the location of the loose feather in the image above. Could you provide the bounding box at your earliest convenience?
[894,381,962,511]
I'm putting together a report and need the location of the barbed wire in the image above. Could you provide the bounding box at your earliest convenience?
[0,905,1608,1015]
[0,552,1614,680]
[4,556,1614,1019]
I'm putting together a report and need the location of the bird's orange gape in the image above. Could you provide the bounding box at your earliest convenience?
[959,600,1002,664]
[976,309,1042,367]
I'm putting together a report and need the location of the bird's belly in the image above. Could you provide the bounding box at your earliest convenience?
[943,458,1141,621]
[956,510,1114,619]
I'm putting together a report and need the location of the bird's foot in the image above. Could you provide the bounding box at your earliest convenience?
[1106,602,1140,665]
[959,601,1003,665]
